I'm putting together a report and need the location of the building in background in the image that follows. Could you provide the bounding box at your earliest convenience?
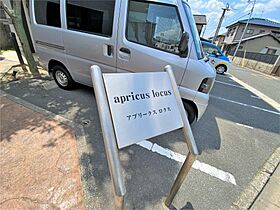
[193,14,206,36]
[223,18,280,53]
[208,33,226,48]
[227,33,280,55]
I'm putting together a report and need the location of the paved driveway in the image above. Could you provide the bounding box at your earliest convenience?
[1,66,279,210]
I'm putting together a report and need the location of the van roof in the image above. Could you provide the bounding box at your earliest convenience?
[145,0,178,6]
[139,0,190,7]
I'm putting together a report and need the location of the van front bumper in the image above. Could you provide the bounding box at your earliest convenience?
[179,86,210,122]
[193,91,209,121]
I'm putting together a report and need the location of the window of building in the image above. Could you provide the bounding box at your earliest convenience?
[227,29,232,37]
[34,0,61,27]
[259,29,265,34]
[126,0,183,54]
[66,0,115,36]
[231,29,235,36]
[246,29,254,34]
[266,48,277,55]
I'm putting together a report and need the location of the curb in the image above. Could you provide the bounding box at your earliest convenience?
[1,90,94,210]
[229,147,280,210]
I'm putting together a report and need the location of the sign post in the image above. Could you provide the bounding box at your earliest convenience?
[164,65,199,207]
[90,66,126,210]
[90,65,200,210]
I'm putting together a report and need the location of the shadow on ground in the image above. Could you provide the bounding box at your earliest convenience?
[1,75,279,209]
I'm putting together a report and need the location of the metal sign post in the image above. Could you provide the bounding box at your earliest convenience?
[90,65,200,210]
[164,65,200,208]
[90,66,126,210]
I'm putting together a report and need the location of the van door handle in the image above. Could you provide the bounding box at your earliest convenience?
[107,45,112,56]
[120,47,130,54]
[103,44,113,57]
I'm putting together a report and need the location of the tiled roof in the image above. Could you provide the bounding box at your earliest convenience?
[227,18,280,28]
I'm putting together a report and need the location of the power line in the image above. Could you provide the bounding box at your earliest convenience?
[204,2,252,37]
[230,1,252,12]
[203,1,251,38]
[223,12,250,27]
[222,2,252,26]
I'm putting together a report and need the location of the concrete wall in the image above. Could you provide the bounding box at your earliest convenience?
[229,55,277,75]
[271,56,280,76]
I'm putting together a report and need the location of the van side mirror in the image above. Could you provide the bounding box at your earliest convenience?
[179,32,189,58]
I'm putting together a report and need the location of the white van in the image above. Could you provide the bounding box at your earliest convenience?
[29,0,215,124]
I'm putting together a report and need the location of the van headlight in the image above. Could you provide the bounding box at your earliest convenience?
[198,78,214,93]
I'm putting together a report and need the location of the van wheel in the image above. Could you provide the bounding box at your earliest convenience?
[216,65,226,74]
[183,102,197,125]
[52,65,75,90]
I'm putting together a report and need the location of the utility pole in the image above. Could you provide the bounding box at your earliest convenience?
[212,3,230,44]
[232,0,256,58]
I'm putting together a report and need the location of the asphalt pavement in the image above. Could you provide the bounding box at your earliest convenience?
[1,65,279,210]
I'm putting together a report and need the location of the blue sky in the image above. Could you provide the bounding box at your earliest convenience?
[188,0,280,38]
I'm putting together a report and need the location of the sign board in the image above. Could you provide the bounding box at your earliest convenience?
[103,72,183,149]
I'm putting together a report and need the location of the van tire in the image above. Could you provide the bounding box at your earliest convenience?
[183,102,197,125]
[52,65,75,90]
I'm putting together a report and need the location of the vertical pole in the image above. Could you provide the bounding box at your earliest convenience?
[164,65,199,207]
[242,49,247,67]
[212,3,230,44]
[165,153,196,207]
[232,0,256,59]
[11,32,25,65]
[90,65,126,210]
[21,0,36,53]
[10,32,28,73]
[164,65,199,155]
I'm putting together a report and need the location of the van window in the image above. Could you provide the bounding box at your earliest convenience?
[34,0,61,27]
[126,0,183,54]
[66,0,115,36]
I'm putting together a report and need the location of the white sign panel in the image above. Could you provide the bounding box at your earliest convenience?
[103,72,183,149]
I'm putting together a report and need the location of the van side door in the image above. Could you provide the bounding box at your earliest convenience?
[62,0,120,86]
[30,0,65,68]
[116,0,189,84]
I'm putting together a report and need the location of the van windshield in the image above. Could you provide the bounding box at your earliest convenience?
[183,3,204,59]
